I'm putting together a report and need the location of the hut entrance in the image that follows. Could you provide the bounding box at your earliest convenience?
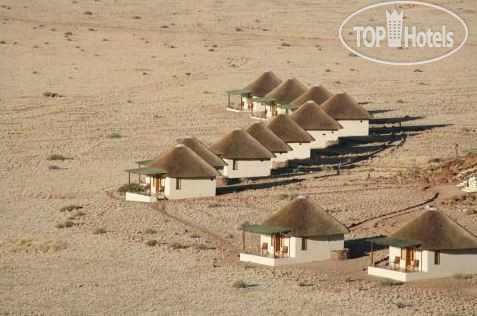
[154,176,164,194]
[273,235,282,255]
[405,249,413,270]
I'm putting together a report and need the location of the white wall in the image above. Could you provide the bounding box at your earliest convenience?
[164,177,216,200]
[253,101,266,112]
[271,152,288,163]
[284,142,311,160]
[336,120,369,137]
[125,192,157,203]
[308,130,339,149]
[223,159,272,178]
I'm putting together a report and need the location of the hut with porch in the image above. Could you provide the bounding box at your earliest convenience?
[226,71,282,113]
[291,85,333,107]
[368,206,477,282]
[255,78,307,118]
[246,122,292,165]
[210,128,274,178]
[240,196,349,266]
[320,92,371,137]
[125,144,220,201]
[290,100,343,149]
[267,114,314,160]
[177,136,227,174]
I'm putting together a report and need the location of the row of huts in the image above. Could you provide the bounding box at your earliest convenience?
[226,71,371,137]
[125,73,372,201]
[240,196,477,282]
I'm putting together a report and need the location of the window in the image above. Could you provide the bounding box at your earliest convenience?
[434,251,440,265]
[176,178,181,190]
[301,237,307,251]
[232,160,238,170]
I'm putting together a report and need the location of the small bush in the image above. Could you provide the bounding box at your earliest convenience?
[145,239,158,247]
[280,42,291,47]
[107,132,122,139]
[144,228,157,235]
[208,202,221,208]
[48,165,61,170]
[235,26,243,32]
[196,244,216,250]
[414,69,423,72]
[189,234,201,239]
[160,25,168,29]
[43,91,61,98]
[47,154,67,161]
[395,302,409,309]
[132,16,141,19]
[348,52,358,57]
[84,10,93,15]
[428,157,442,164]
[67,210,86,220]
[232,280,247,288]
[379,278,403,286]
[93,227,106,234]
[117,183,143,194]
[56,221,75,229]
[59,205,83,212]
[170,242,189,250]
[298,281,313,287]
[453,273,474,279]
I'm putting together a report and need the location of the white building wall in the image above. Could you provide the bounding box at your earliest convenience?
[308,130,339,149]
[284,142,311,160]
[223,159,272,178]
[164,177,216,200]
[336,120,369,137]
[252,101,266,112]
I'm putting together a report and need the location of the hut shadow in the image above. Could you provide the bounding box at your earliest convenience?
[370,123,452,134]
[369,109,394,115]
[217,178,304,195]
[369,115,424,125]
[344,236,386,259]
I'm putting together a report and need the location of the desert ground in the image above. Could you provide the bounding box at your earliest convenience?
[1,0,477,315]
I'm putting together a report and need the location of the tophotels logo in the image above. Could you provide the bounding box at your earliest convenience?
[339,1,468,65]
[353,9,454,48]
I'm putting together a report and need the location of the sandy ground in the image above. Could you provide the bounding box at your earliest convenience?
[1,0,477,315]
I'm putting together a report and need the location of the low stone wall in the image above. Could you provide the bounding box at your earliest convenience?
[125,192,157,203]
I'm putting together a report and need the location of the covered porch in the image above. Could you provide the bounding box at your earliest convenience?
[367,237,425,282]
[125,164,166,202]
[226,88,253,112]
[239,224,292,266]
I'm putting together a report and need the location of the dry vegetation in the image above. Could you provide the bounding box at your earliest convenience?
[0,0,476,315]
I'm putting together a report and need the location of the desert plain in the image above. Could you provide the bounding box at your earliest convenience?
[0,0,477,315]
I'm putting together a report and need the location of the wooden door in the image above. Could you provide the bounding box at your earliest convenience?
[405,249,413,269]
[274,235,281,255]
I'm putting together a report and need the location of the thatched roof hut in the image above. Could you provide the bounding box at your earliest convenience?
[246,122,292,154]
[267,114,314,143]
[264,78,307,104]
[292,85,333,106]
[390,209,477,250]
[262,196,349,237]
[148,144,220,178]
[320,92,371,120]
[177,136,227,169]
[210,128,274,160]
[291,101,342,131]
[244,71,282,97]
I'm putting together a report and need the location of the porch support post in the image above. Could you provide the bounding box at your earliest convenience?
[227,93,230,108]
[239,94,243,111]
[242,230,245,251]
[128,172,131,185]
[150,176,152,196]
[370,242,374,266]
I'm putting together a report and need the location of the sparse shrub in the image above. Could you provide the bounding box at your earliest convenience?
[428,157,442,164]
[453,273,474,279]
[344,277,354,282]
[280,42,291,47]
[407,164,421,174]
[348,52,358,57]
[298,281,313,287]
[189,234,201,239]
[196,244,215,250]
[107,132,122,139]
[56,221,75,229]
[144,228,157,235]
[84,10,93,15]
[0,40,6,44]
[43,91,60,98]
[208,201,221,208]
[160,25,168,29]
[170,242,189,249]
[396,99,405,103]
[235,26,243,32]
[64,31,73,36]
[67,210,86,220]
[93,227,106,234]
[132,16,141,19]
[117,183,143,194]
[414,69,423,72]
[48,165,60,170]
[59,205,83,212]
[395,302,409,309]
[47,154,67,161]
[379,278,403,286]
[232,280,247,288]
[145,239,158,247]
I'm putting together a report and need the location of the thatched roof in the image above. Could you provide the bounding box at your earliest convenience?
[210,128,274,160]
[262,196,349,237]
[246,122,292,153]
[148,144,220,178]
[265,78,308,104]
[290,101,343,131]
[292,85,333,106]
[267,114,315,143]
[244,71,282,97]
[177,136,227,168]
[320,92,371,120]
[389,209,477,250]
